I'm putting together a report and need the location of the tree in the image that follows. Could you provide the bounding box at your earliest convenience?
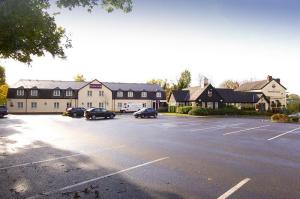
[177,69,191,90]
[0,65,5,85]
[0,0,132,64]
[147,79,173,100]
[0,66,7,105]
[74,74,86,81]
[220,80,240,89]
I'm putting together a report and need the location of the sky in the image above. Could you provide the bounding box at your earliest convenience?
[2,0,300,94]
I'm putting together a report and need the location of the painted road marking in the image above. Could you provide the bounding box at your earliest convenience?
[26,156,169,199]
[190,123,244,132]
[0,145,125,170]
[223,125,270,135]
[267,127,300,141]
[217,178,251,199]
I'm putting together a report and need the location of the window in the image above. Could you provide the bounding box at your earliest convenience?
[17,102,23,109]
[30,90,38,96]
[31,102,37,109]
[54,102,59,109]
[17,90,24,96]
[66,90,73,97]
[99,102,104,108]
[156,92,162,98]
[141,92,147,98]
[66,102,72,108]
[99,91,104,96]
[87,102,93,108]
[53,90,60,96]
[87,91,92,97]
[117,103,122,108]
[117,91,123,98]
[128,91,133,98]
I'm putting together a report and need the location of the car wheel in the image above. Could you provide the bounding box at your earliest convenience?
[92,115,96,120]
[141,114,145,118]
[110,114,115,119]
[73,113,77,117]
[135,115,138,118]
[154,114,157,118]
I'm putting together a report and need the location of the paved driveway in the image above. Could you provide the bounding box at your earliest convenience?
[0,114,300,199]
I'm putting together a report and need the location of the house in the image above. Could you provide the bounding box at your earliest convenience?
[169,76,286,111]
[7,79,166,113]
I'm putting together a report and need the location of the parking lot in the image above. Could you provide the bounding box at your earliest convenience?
[1,114,300,199]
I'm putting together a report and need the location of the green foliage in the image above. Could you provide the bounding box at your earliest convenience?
[177,69,191,90]
[176,106,193,114]
[219,79,240,89]
[157,106,168,113]
[147,79,172,99]
[0,0,132,64]
[188,107,208,116]
[0,66,5,85]
[168,106,177,113]
[287,103,300,114]
[74,74,86,81]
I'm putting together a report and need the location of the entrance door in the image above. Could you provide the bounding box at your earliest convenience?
[259,103,266,112]
[152,102,156,110]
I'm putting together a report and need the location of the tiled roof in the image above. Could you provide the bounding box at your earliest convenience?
[235,80,269,91]
[216,88,262,103]
[102,82,163,92]
[171,90,190,101]
[11,80,87,89]
[183,85,209,101]
[10,79,163,92]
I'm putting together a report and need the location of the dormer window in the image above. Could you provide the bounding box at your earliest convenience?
[128,91,133,98]
[17,89,24,96]
[31,90,38,96]
[156,92,162,98]
[53,90,60,96]
[66,90,73,97]
[141,92,147,98]
[117,91,123,98]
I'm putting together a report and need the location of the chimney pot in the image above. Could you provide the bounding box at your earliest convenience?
[267,75,273,82]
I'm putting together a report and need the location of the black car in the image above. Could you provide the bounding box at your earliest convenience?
[0,105,8,118]
[66,107,85,117]
[133,108,157,118]
[85,108,115,120]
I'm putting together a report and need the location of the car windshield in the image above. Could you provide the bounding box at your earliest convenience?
[138,108,147,112]
[87,108,94,111]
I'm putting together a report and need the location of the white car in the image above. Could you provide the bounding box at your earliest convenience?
[120,103,144,113]
[289,112,300,117]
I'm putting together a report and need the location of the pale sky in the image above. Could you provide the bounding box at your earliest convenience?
[2,0,300,94]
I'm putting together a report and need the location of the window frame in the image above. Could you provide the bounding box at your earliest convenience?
[128,91,134,98]
[156,92,162,98]
[117,91,123,98]
[141,92,147,98]
[66,90,73,97]
[30,90,38,96]
[53,90,61,97]
[31,102,37,109]
[17,89,25,96]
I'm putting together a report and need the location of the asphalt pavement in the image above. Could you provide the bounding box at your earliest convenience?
[0,114,300,199]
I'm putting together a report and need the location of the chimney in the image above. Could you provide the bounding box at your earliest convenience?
[267,75,273,82]
[203,77,209,87]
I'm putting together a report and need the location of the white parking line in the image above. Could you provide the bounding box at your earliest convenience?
[223,125,270,135]
[26,156,169,199]
[190,123,244,132]
[217,178,251,199]
[267,127,300,141]
[0,145,125,170]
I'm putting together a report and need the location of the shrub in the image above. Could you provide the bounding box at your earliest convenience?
[289,116,300,123]
[62,111,68,116]
[188,107,208,116]
[287,103,300,114]
[168,106,177,113]
[176,106,193,114]
[271,114,289,122]
[157,106,168,113]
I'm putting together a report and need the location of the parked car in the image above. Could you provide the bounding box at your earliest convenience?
[289,112,300,117]
[0,105,8,118]
[66,107,85,117]
[120,103,143,113]
[85,108,115,120]
[133,108,157,118]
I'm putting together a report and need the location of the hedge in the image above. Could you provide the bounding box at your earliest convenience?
[168,106,177,113]
[176,106,193,114]
[271,114,300,123]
